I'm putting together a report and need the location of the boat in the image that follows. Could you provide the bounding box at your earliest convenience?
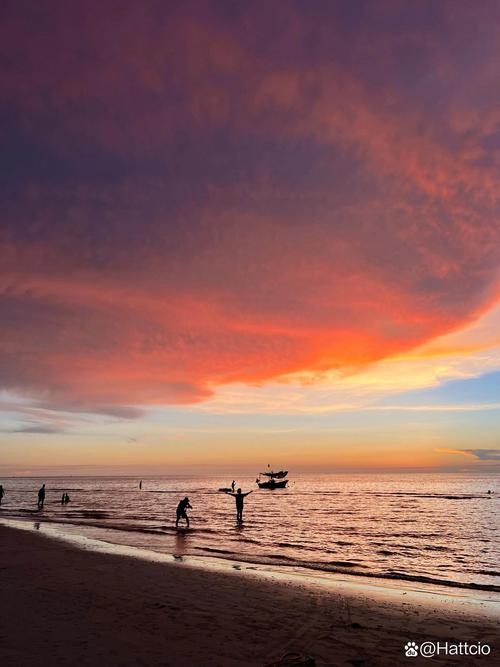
[260,469,288,479]
[257,478,288,489]
[256,465,289,489]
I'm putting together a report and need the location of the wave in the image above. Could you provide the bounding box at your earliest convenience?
[273,560,499,592]
[270,491,494,500]
[0,514,220,537]
[194,546,235,556]
[328,560,366,568]
[186,550,500,592]
[277,541,307,549]
[79,510,109,519]
[381,570,500,592]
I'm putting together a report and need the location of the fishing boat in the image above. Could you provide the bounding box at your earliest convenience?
[256,465,289,489]
[257,478,288,489]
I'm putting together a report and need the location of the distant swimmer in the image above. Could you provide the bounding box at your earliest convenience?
[231,480,236,492]
[176,497,192,528]
[37,484,46,509]
[228,488,253,522]
[0,484,4,505]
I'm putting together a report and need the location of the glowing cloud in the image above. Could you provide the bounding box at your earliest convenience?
[0,1,499,415]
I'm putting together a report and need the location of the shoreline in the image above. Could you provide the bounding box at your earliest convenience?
[2,516,500,601]
[1,521,500,666]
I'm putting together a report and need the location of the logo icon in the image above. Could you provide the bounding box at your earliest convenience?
[405,642,419,657]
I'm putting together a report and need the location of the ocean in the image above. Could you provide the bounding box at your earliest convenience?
[1,472,499,592]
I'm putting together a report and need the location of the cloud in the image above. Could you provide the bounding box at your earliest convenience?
[0,396,143,437]
[7,425,65,435]
[463,449,500,461]
[435,448,475,458]
[437,448,500,461]
[0,1,499,415]
[196,306,500,415]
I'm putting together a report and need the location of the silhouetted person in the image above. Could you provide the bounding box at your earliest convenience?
[228,488,252,522]
[0,484,4,505]
[231,480,236,492]
[61,493,65,505]
[64,493,70,504]
[176,497,192,528]
[37,484,46,509]
[139,480,142,490]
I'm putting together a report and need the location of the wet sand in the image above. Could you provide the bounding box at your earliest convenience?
[0,523,498,666]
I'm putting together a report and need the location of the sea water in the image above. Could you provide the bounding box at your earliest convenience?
[0,472,498,591]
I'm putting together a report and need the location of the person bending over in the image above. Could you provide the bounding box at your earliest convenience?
[176,497,192,528]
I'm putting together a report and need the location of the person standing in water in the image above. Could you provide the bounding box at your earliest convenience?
[228,488,252,522]
[231,480,236,492]
[37,484,46,509]
[175,497,192,528]
[0,484,4,505]
[139,480,142,490]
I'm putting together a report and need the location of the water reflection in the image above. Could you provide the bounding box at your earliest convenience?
[174,528,187,557]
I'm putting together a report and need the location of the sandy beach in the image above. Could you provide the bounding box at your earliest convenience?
[0,523,498,666]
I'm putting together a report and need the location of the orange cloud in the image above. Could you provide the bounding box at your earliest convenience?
[0,1,499,414]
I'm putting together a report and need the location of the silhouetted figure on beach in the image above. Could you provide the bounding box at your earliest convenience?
[231,480,236,492]
[176,497,192,528]
[61,493,65,505]
[139,480,142,490]
[0,484,4,505]
[37,484,46,509]
[64,493,70,504]
[228,488,252,522]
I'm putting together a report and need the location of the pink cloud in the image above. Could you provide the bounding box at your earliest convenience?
[0,1,499,412]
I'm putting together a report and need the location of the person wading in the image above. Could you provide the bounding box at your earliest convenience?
[228,488,252,522]
[175,497,192,528]
[37,484,46,509]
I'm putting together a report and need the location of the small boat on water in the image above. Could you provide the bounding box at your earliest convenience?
[256,465,289,489]
[257,478,288,489]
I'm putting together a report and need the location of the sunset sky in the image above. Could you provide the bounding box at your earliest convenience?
[1,1,499,473]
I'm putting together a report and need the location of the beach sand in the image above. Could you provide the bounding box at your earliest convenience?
[0,523,498,666]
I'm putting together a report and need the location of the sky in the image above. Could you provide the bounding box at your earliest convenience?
[1,0,499,473]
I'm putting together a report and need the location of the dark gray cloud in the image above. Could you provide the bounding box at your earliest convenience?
[8,424,65,434]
